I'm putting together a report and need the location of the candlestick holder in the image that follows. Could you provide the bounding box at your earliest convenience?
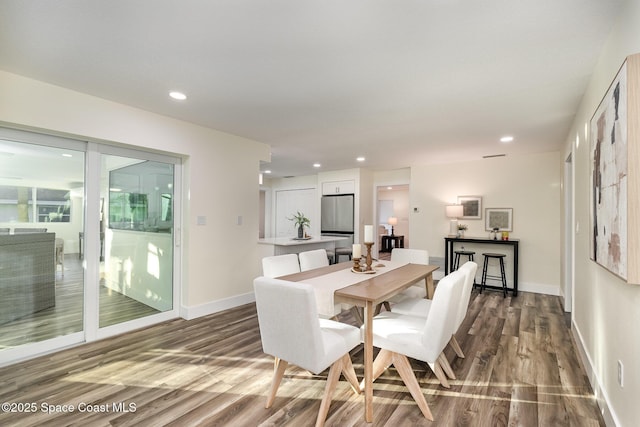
[364,242,374,271]
[353,256,361,272]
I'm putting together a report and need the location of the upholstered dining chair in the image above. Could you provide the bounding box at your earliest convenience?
[362,269,465,420]
[261,254,301,278]
[299,249,330,272]
[388,248,430,301]
[391,261,478,361]
[253,277,361,427]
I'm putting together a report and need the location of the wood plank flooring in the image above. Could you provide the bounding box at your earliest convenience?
[0,256,159,349]
[0,289,604,426]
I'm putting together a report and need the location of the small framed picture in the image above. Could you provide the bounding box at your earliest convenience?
[485,208,513,231]
[457,196,482,219]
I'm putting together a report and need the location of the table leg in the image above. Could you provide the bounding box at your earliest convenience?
[513,244,519,296]
[363,300,374,422]
[444,240,450,275]
[425,274,435,299]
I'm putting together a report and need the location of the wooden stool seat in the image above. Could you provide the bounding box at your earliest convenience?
[481,253,508,297]
[453,250,475,271]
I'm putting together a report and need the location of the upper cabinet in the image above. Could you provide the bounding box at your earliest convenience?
[321,180,355,195]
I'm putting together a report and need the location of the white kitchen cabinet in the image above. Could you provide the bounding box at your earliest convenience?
[321,180,355,195]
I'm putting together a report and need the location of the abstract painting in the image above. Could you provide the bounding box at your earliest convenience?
[457,195,482,219]
[485,208,512,231]
[590,61,628,280]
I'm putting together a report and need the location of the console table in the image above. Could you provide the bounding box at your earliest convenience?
[444,236,520,296]
[380,235,404,252]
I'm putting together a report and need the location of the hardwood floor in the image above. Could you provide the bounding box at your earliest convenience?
[0,256,159,350]
[0,290,604,426]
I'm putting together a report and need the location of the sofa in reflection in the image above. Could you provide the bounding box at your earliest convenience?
[0,232,56,325]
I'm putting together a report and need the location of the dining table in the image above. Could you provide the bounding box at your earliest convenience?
[278,260,439,423]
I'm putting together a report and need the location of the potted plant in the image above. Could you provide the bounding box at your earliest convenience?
[289,211,310,238]
[457,223,468,238]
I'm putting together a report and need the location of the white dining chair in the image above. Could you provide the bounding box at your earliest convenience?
[261,254,301,278]
[391,261,478,360]
[254,277,361,427]
[389,248,430,301]
[362,269,465,420]
[299,249,330,272]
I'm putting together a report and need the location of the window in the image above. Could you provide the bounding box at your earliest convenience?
[0,185,70,222]
[108,160,173,232]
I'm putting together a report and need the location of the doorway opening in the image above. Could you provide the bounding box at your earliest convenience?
[376,184,409,259]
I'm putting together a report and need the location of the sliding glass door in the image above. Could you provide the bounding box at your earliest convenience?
[0,130,86,357]
[0,128,181,365]
[99,154,175,328]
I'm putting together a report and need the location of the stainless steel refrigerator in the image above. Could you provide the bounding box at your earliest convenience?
[321,194,354,244]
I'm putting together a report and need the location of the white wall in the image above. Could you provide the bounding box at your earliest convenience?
[266,175,320,236]
[0,71,271,316]
[410,152,562,294]
[562,1,640,425]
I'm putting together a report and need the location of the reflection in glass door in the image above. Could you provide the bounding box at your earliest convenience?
[0,132,85,353]
[99,155,175,327]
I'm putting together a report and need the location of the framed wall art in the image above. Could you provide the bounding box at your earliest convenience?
[590,53,640,284]
[485,208,512,232]
[457,195,482,219]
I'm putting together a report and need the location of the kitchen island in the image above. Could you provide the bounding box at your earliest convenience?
[258,235,349,256]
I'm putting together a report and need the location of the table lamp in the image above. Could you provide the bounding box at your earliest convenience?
[445,204,464,236]
[388,216,398,236]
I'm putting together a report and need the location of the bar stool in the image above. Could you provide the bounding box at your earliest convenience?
[454,250,476,288]
[335,246,353,263]
[481,253,508,297]
[453,250,475,270]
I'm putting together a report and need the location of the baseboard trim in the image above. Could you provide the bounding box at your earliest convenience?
[571,319,619,427]
[180,292,256,320]
[517,281,560,295]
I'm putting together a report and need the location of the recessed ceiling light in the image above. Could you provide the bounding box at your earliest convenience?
[169,91,187,100]
[500,136,514,143]
[264,170,272,174]
[313,163,321,168]
[356,156,365,162]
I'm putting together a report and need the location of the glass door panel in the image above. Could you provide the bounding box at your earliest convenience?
[99,155,174,327]
[0,136,85,350]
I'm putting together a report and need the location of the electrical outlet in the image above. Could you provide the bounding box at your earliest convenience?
[617,360,624,387]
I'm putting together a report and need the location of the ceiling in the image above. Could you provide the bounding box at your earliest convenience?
[0,1,622,178]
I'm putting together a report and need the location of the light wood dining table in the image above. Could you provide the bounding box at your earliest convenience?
[278,261,439,423]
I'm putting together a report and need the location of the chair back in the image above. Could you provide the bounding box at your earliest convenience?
[391,248,429,265]
[421,269,465,361]
[14,228,48,233]
[262,254,300,278]
[299,249,330,271]
[253,277,326,373]
[455,261,478,330]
